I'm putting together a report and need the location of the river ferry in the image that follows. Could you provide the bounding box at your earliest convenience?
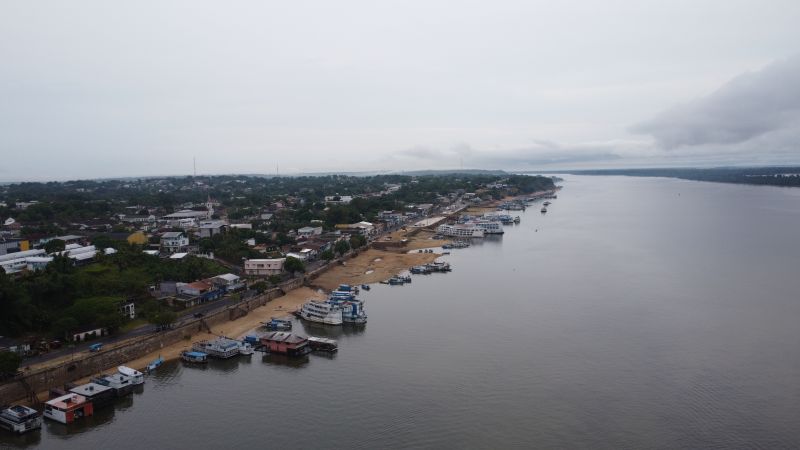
[44,394,93,424]
[193,337,241,358]
[0,405,42,434]
[436,224,484,238]
[327,297,368,324]
[470,220,505,234]
[299,300,344,325]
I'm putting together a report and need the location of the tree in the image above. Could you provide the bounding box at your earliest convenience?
[284,256,305,276]
[151,310,177,328]
[0,351,22,377]
[335,239,351,256]
[349,234,367,249]
[320,250,334,261]
[251,281,268,293]
[268,275,282,285]
[44,239,65,254]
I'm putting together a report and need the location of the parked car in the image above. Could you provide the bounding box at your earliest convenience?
[193,312,205,318]
[88,343,103,352]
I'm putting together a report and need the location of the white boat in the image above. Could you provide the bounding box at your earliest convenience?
[469,220,505,234]
[299,300,344,325]
[193,337,241,358]
[0,405,42,434]
[238,342,254,355]
[436,224,484,238]
[117,366,144,385]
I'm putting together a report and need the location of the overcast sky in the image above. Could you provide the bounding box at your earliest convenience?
[1,1,799,181]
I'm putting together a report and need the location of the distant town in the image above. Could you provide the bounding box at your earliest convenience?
[0,173,554,369]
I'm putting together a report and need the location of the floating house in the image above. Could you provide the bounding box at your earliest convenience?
[260,331,310,356]
[91,373,135,397]
[44,394,93,424]
[0,405,42,434]
[69,382,116,409]
[193,337,241,359]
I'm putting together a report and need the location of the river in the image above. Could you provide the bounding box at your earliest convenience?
[4,175,800,449]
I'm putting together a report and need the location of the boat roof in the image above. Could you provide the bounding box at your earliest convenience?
[70,382,113,396]
[47,393,88,408]
[264,331,307,344]
[184,351,207,357]
[308,337,337,344]
[118,365,143,377]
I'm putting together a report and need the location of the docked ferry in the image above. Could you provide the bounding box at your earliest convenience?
[308,337,338,352]
[436,224,484,238]
[299,301,344,325]
[193,337,241,358]
[0,405,42,434]
[469,220,505,234]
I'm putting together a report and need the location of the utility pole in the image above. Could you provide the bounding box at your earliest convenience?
[193,156,197,177]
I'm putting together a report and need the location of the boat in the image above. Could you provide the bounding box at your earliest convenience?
[264,318,292,331]
[181,350,209,364]
[437,223,484,238]
[193,337,241,358]
[540,207,547,213]
[69,382,116,409]
[299,300,344,325]
[308,337,338,352]
[146,355,164,373]
[513,216,521,223]
[410,265,431,274]
[543,201,551,206]
[0,405,42,434]
[260,331,311,356]
[388,276,406,285]
[118,366,145,385]
[360,284,370,291]
[469,220,505,234]
[91,373,135,397]
[238,342,254,355]
[327,297,368,324]
[44,394,93,424]
[426,261,452,272]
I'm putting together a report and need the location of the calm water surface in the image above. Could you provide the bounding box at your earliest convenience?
[5,175,800,449]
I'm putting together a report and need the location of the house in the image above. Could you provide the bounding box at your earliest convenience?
[229,223,252,230]
[198,220,227,238]
[212,273,245,292]
[335,221,375,236]
[285,251,308,262]
[0,336,32,356]
[119,302,136,319]
[71,327,107,342]
[260,331,309,356]
[0,238,29,255]
[118,214,156,224]
[244,258,285,276]
[297,226,322,238]
[176,280,213,297]
[324,195,353,205]
[160,232,189,254]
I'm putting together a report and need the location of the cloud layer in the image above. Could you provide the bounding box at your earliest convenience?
[632,55,800,149]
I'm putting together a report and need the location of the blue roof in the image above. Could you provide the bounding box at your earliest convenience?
[185,351,207,357]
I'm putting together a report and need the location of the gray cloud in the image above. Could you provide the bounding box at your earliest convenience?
[631,55,800,148]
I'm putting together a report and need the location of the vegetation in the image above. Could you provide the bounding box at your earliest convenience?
[284,256,305,276]
[0,351,22,377]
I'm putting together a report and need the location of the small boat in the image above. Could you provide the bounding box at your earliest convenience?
[118,366,145,385]
[264,318,292,331]
[540,207,547,213]
[543,201,551,206]
[146,355,164,373]
[238,342,254,355]
[513,216,521,223]
[308,337,338,352]
[360,284,370,291]
[0,405,42,434]
[181,350,209,364]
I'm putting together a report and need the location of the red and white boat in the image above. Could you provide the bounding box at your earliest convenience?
[44,394,93,424]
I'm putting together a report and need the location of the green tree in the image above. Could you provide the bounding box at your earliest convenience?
[320,250,334,261]
[335,239,351,256]
[0,351,22,377]
[284,256,305,276]
[349,234,367,249]
[251,281,268,293]
[44,239,66,254]
[151,310,177,328]
[268,275,282,285]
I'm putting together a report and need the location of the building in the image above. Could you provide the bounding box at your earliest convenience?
[198,220,227,238]
[0,337,31,356]
[324,195,353,205]
[0,238,29,256]
[335,221,375,236]
[212,273,245,292]
[297,226,323,238]
[244,258,285,276]
[119,302,136,319]
[260,331,309,356]
[160,232,189,254]
[176,280,214,297]
[127,231,149,245]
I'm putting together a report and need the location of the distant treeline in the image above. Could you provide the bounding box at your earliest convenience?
[556,167,800,187]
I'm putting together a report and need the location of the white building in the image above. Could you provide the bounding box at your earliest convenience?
[160,232,189,254]
[244,258,285,276]
[297,226,323,238]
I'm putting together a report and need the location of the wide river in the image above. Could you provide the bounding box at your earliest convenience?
[5,175,800,449]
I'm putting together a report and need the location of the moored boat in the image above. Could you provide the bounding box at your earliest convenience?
[299,300,344,325]
[238,342,254,355]
[44,394,93,424]
[264,318,292,331]
[0,405,42,434]
[118,366,144,385]
[540,207,547,213]
[193,337,241,359]
[91,373,135,397]
[360,284,370,291]
[308,337,338,352]
[68,382,115,409]
[146,355,164,373]
[260,331,311,356]
[181,350,209,364]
